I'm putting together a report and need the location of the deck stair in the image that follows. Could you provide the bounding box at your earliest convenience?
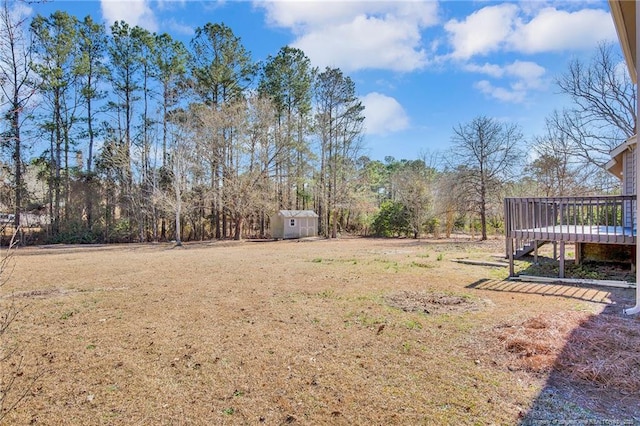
[514,240,548,259]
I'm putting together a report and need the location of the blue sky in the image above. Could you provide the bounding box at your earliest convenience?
[32,0,619,162]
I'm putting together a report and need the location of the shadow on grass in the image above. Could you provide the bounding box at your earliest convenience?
[467,278,640,423]
[466,278,622,306]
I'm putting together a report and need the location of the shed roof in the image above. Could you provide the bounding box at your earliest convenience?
[276,210,319,218]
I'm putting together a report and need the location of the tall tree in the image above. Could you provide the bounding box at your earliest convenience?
[131,25,155,242]
[553,42,636,168]
[153,32,188,240]
[189,22,256,238]
[153,33,187,166]
[314,67,365,238]
[450,116,522,240]
[107,20,145,236]
[190,23,255,106]
[75,15,107,230]
[0,0,35,230]
[222,95,280,240]
[161,109,197,246]
[259,47,314,210]
[31,10,79,232]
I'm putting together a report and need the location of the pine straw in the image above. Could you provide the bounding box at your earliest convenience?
[499,311,640,394]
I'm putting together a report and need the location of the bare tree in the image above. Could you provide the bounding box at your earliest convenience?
[450,116,522,240]
[0,0,36,231]
[553,42,636,168]
[389,160,435,238]
[153,110,198,246]
[526,123,599,197]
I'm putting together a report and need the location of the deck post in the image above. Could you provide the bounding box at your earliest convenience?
[504,198,510,260]
[507,237,514,277]
[533,240,538,264]
[559,241,565,278]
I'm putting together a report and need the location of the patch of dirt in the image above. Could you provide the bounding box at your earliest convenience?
[4,287,130,299]
[385,290,482,314]
[4,288,70,299]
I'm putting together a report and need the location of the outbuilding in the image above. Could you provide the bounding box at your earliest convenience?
[271,210,319,239]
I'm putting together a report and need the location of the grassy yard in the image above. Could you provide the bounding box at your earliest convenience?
[1,237,638,425]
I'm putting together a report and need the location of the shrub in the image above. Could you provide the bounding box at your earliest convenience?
[371,201,410,237]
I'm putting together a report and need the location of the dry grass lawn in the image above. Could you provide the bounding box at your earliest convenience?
[2,237,639,425]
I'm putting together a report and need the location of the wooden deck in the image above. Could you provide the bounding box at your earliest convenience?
[511,224,635,244]
[504,195,636,277]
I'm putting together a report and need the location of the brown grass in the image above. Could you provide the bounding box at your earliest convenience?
[1,236,637,424]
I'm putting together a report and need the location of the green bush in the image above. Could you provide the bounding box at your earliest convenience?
[47,221,103,244]
[425,217,440,236]
[371,201,410,237]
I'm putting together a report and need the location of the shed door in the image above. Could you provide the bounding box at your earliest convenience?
[285,218,297,239]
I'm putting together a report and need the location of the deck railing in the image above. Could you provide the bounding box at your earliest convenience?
[504,195,636,245]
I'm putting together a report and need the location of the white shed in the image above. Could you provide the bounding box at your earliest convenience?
[271,210,319,239]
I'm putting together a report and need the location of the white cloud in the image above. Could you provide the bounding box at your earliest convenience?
[474,80,526,103]
[445,4,518,60]
[256,1,439,72]
[259,1,372,30]
[464,62,505,78]
[511,7,616,53]
[504,61,546,89]
[164,18,194,36]
[467,60,546,83]
[467,60,547,103]
[293,15,427,72]
[445,4,616,59]
[100,0,158,31]
[157,0,188,11]
[361,92,409,136]
[8,1,32,22]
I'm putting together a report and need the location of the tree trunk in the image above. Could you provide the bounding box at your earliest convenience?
[174,202,182,246]
[331,209,338,239]
[12,102,20,231]
[480,176,488,241]
[233,217,242,240]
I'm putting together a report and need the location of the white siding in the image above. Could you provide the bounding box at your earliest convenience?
[623,149,636,229]
[271,210,318,239]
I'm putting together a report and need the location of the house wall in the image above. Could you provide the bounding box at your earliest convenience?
[622,149,637,230]
[624,148,635,195]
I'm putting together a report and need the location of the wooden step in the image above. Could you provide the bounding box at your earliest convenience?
[514,240,548,259]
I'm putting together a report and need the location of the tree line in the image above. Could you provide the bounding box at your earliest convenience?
[0,3,635,244]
